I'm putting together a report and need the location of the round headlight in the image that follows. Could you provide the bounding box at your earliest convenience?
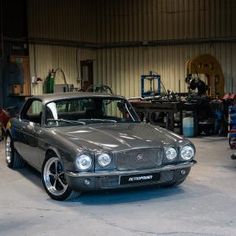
[180,146,195,160]
[98,153,111,167]
[76,154,92,171]
[165,147,177,160]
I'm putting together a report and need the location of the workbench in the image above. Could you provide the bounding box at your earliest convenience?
[129,99,198,135]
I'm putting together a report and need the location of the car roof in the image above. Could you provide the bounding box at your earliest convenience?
[31,92,125,104]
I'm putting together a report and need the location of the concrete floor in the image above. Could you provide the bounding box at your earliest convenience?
[0,137,236,236]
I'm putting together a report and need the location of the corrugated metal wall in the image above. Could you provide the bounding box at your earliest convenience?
[27,0,97,42]
[95,43,235,97]
[27,0,236,97]
[94,0,236,97]
[96,0,234,42]
[27,0,97,95]
[29,45,96,95]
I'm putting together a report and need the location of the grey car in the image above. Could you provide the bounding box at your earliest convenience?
[5,92,196,201]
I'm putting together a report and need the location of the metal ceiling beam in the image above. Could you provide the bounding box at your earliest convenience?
[4,36,236,49]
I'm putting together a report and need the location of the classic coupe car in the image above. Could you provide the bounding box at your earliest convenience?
[5,92,196,200]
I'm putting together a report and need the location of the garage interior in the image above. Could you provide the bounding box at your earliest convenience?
[0,0,236,235]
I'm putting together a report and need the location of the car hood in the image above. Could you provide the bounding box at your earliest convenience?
[52,123,184,152]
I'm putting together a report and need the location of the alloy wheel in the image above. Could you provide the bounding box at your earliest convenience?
[43,157,68,196]
[5,136,12,165]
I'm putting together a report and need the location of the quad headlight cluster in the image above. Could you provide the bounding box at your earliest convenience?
[75,154,92,171]
[165,147,177,161]
[76,153,112,171]
[165,145,195,161]
[180,145,195,160]
[97,153,111,167]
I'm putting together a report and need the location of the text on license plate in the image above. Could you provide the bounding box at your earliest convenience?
[120,173,160,185]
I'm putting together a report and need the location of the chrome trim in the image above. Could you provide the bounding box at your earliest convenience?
[66,160,196,177]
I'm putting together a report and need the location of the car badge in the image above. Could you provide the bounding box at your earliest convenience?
[136,153,144,161]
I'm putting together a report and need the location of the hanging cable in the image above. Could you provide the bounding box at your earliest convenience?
[54,67,69,91]
[33,44,37,77]
[76,48,81,82]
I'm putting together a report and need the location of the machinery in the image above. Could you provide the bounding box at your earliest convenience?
[228,105,236,149]
[86,84,113,94]
[44,68,74,93]
[129,55,226,136]
[185,54,225,98]
[141,71,162,98]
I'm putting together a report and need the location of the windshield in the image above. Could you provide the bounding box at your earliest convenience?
[45,97,140,127]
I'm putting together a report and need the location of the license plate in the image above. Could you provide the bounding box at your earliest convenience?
[120,173,160,185]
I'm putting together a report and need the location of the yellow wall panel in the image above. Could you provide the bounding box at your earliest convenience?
[28,0,97,42]
[94,0,233,43]
[27,0,235,97]
[95,43,236,98]
[29,45,96,95]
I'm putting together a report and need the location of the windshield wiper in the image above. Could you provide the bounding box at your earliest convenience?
[91,119,117,123]
[78,118,117,123]
[47,119,86,125]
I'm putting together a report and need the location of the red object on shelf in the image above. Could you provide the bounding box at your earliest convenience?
[223,93,236,100]
[0,108,10,130]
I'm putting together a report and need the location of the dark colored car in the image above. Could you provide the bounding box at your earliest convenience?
[5,92,196,200]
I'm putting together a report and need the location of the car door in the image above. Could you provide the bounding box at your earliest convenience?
[18,99,43,168]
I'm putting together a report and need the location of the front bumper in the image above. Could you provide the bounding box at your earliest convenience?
[65,160,196,191]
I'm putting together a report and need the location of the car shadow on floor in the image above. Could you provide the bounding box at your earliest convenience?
[15,163,187,205]
[17,164,43,189]
[71,186,186,205]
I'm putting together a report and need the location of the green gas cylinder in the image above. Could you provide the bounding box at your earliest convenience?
[44,70,55,93]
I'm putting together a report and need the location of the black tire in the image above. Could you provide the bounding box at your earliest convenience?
[42,154,80,201]
[231,153,236,160]
[229,137,236,149]
[5,135,25,169]
[0,123,3,141]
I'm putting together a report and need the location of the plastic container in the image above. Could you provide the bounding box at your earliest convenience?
[228,106,236,148]
[183,116,194,137]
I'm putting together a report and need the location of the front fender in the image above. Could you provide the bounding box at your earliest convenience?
[44,144,78,173]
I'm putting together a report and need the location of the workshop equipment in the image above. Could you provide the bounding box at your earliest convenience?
[44,70,55,93]
[183,114,194,137]
[86,84,113,94]
[228,105,236,149]
[130,57,225,136]
[185,54,225,98]
[44,68,72,93]
[130,72,198,134]
[141,71,161,98]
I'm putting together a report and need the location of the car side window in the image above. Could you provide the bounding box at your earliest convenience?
[22,100,42,124]
[103,99,130,120]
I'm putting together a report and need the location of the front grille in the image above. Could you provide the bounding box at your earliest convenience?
[116,148,163,171]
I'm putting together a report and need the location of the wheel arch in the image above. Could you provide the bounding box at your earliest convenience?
[42,147,79,200]
[45,147,62,160]
[42,147,63,173]
[43,143,79,173]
